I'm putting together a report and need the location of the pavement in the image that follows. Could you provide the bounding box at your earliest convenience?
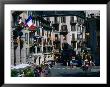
[48,63,100,77]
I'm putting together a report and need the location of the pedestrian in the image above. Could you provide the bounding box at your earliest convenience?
[34,66,40,77]
[72,57,77,68]
[82,58,91,72]
[89,56,95,71]
[70,59,73,68]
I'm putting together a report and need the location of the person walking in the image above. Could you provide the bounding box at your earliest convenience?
[70,59,73,68]
[72,57,77,68]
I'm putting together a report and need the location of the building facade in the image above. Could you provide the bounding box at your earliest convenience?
[11,11,86,66]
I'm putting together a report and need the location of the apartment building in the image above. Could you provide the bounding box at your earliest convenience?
[11,11,86,66]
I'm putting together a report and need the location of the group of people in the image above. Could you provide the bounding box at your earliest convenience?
[61,46,95,71]
[68,55,95,72]
[81,53,95,71]
[69,51,95,71]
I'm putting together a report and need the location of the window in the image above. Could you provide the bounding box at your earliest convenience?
[72,34,75,41]
[61,25,67,31]
[37,28,40,35]
[30,46,35,53]
[77,34,80,40]
[37,47,41,53]
[54,17,58,23]
[47,46,51,52]
[78,17,82,23]
[25,33,28,44]
[43,47,46,53]
[54,43,60,49]
[71,25,76,31]
[38,38,42,45]
[77,41,81,48]
[55,34,58,40]
[29,32,34,44]
[77,25,81,32]
[61,16,66,23]
[53,25,59,31]
[70,16,74,21]
[77,34,82,40]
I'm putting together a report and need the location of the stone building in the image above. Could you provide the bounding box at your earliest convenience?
[11,11,86,66]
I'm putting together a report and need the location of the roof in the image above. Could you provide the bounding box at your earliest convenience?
[29,11,86,19]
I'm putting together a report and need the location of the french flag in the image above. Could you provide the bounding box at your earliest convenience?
[25,16,36,30]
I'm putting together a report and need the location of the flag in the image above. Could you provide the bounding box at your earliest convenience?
[25,16,36,30]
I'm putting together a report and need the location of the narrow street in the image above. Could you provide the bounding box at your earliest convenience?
[48,63,100,77]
